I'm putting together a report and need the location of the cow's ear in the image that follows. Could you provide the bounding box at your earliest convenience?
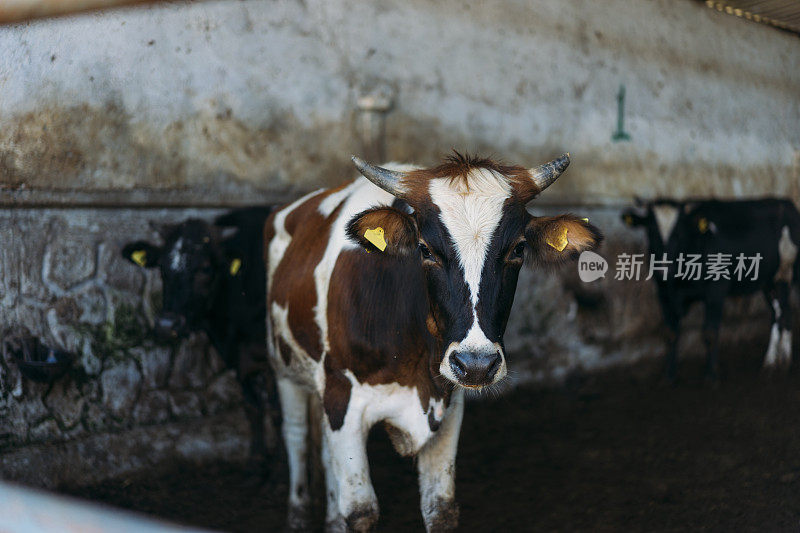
[346,207,418,256]
[227,256,244,277]
[621,208,646,227]
[221,243,245,277]
[122,241,161,268]
[525,215,603,265]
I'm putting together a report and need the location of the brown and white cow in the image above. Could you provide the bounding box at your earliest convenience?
[265,152,602,532]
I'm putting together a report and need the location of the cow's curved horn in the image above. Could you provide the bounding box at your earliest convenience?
[528,153,570,195]
[351,156,408,198]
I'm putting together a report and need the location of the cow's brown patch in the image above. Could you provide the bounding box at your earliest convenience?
[326,249,450,413]
[323,359,352,431]
[267,179,450,415]
[269,188,344,361]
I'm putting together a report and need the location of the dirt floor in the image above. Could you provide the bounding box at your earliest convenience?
[62,350,800,532]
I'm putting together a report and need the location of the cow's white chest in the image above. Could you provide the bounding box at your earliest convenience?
[340,371,441,455]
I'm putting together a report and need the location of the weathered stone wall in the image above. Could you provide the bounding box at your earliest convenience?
[0,208,252,486]
[0,0,798,486]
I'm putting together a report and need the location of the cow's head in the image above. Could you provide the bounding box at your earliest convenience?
[622,198,689,254]
[122,219,241,340]
[346,153,602,389]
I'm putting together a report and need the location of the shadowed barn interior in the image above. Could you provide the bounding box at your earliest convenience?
[0,0,799,531]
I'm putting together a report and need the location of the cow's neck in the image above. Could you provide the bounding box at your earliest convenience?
[326,249,450,406]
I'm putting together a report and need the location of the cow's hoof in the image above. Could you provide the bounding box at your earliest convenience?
[286,503,312,532]
[425,498,459,533]
[345,504,379,532]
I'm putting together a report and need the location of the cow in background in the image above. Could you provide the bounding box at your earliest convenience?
[266,152,602,532]
[622,198,800,381]
[122,206,277,467]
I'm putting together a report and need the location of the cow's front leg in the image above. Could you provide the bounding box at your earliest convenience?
[322,381,377,532]
[321,423,343,530]
[276,377,312,530]
[417,390,464,533]
[658,290,682,383]
[775,281,793,368]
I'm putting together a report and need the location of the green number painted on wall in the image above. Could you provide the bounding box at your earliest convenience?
[612,84,631,142]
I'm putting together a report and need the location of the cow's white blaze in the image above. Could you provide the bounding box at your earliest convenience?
[429,169,511,386]
[653,204,680,243]
[168,237,186,272]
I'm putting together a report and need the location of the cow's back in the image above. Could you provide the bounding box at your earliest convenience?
[681,198,800,293]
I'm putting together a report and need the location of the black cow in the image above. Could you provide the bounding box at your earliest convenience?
[122,207,277,465]
[622,198,800,381]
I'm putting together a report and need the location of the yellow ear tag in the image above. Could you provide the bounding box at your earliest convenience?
[364,227,387,252]
[581,217,589,223]
[624,214,633,226]
[131,250,148,267]
[698,217,709,234]
[229,258,242,276]
[546,226,569,252]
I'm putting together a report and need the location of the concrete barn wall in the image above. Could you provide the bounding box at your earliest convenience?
[0,0,797,201]
[0,0,798,485]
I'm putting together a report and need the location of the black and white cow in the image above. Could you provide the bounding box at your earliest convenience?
[265,153,602,532]
[122,207,277,465]
[622,198,800,380]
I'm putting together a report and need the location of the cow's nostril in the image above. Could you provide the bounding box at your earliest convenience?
[450,355,467,378]
[485,354,502,381]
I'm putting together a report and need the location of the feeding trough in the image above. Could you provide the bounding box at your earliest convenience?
[4,334,74,384]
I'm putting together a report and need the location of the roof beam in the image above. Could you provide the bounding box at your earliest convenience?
[0,0,164,24]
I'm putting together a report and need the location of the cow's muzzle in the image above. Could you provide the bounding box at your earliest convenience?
[449,350,502,386]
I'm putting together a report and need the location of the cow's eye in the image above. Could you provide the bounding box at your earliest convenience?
[419,242,435,262]
[510,241,526,261]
